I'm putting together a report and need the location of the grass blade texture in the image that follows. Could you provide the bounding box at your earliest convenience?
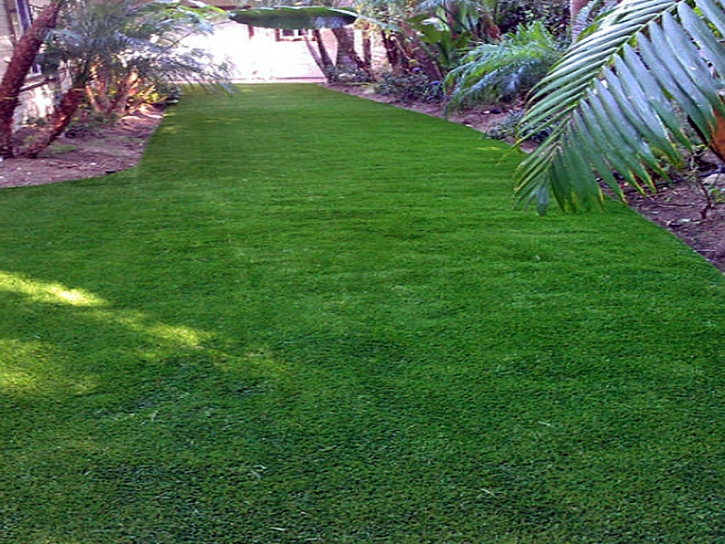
[1,84,724,543]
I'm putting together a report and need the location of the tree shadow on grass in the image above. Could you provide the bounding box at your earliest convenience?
[0,270,284,542]
[2,265,725,543]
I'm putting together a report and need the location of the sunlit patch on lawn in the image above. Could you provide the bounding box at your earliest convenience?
[109,310,212,349]
[0,270,107,307]
[0,367,36,391]
[0,339,100,396]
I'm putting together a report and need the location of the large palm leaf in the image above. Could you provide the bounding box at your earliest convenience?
[515,0,725,214]
[228,6,357,29]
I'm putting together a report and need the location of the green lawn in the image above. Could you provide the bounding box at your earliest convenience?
[1,84,724,543]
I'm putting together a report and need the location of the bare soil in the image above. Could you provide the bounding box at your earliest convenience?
[0,104,164,189]
[1,87,723,274]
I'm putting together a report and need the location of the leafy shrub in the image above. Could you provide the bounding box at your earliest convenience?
[497,0,570,39]
[374,70,444,103]
[64,108,114,138]
[485,109,551,144]
[445,21,565,109]
[132,82,181,108]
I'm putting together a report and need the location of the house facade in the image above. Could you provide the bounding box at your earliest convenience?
[183,21,336,82]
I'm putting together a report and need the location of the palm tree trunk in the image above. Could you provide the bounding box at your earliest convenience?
[362,27,372,68]
[381,32,406,74]
[707,111,725,163]
[0,0,65,158]
[480,12,501,41]
[304,31,334,79]
[331,26,372,78]
[108,71,140,116]
[21,85,85,158]
[570,0,591,39]
[312,29,334,76]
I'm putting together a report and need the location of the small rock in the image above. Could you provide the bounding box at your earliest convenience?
[698,151,722,166]
[703,173,725,186]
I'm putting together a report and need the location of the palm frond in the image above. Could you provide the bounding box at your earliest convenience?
[515,0,725,214]
[228,6,357,30]
[445,21,565,107]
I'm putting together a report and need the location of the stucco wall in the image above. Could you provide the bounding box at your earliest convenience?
[0,1,15,68]
[183,22,338,82]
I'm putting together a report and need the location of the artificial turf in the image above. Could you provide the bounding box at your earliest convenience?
[1,84,724,543]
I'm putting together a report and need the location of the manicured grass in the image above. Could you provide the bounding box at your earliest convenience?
[1,84,724,543]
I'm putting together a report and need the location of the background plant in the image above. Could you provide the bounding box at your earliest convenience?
[496,0,569,38]
[23,0,229,157]
[445,20,565,109]
[358,0,503,80]
[374,69,444,102]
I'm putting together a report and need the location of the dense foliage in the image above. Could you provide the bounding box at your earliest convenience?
[516,0,725,214]
[445,21,565,108]
[0,0,573,152]
[9,0,725,217]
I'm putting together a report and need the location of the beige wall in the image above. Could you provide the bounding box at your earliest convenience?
[183,21,389,82]
[182,22,337,82]
[0,2,15,69]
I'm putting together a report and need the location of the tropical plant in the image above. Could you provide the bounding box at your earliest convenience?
[358,0,502,78]
[414,0,502,68]
[497,0,569,38]
[22,0,229,157]
[515,0,725,214]
[445,21,565,108]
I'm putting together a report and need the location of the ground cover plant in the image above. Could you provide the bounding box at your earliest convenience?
[1,84,724,542]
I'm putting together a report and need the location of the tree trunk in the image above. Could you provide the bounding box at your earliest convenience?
[362,28,372,68]
[570,0,591,39]
[21,85,85,158]
[381,32,407,74]
[88,68,113,114]
[0,0,64,158]
[312,29,334,79]
[480,12,501,41]
[331,26,372,78]
[401,26,442,80]
[109,71,140,116]
[304,34,326,74]
[707,111,725,163]
[85,85,102,114]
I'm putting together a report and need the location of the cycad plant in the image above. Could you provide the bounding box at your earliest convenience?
[444,20,565,108]
[23,0,228,157]
[515,0,725,214]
